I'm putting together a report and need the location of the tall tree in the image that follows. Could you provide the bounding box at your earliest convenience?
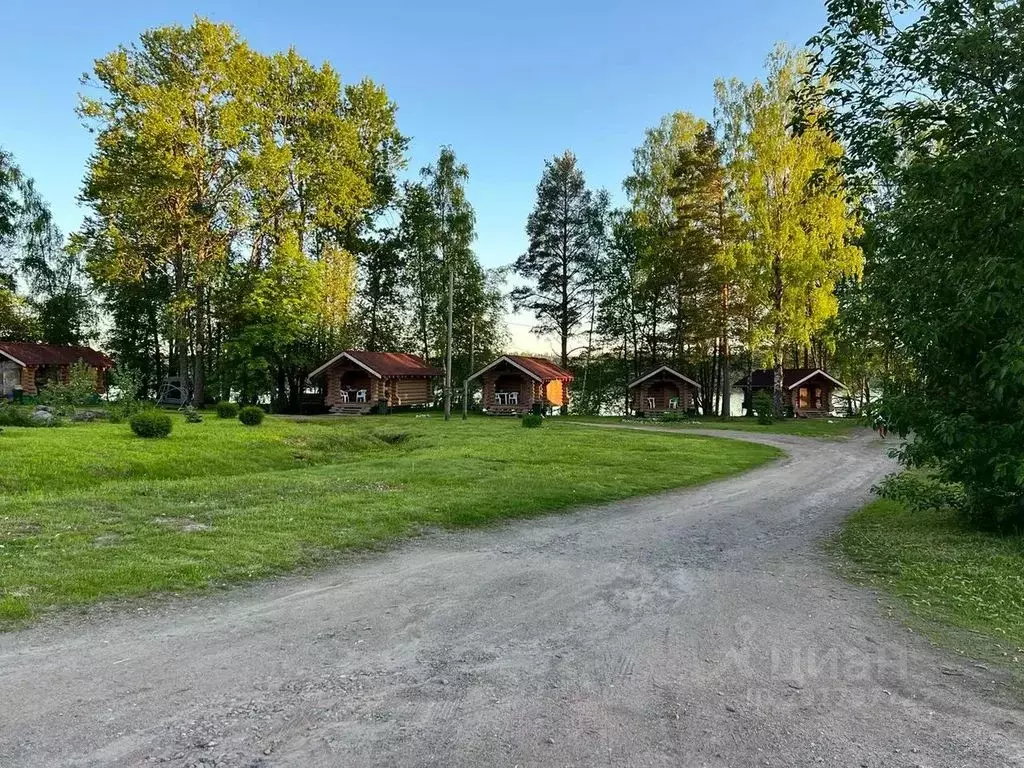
[80,19,261,404]
[670,126,741,416]
[812,0,1024,527]
[625,114,706,371]
[421,147,476,420]
[729,48,862,413]
[512,151,606,373]
[79,18,401,408]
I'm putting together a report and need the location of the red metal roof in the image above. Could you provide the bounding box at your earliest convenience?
[502,355,574,382]
[345,350,443,377]
[0,341,113,368]
[310,350,442,379]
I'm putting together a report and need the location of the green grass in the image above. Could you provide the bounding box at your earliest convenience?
[0,414,779,627]
[567,414,863,438]
[835,499,1024,671]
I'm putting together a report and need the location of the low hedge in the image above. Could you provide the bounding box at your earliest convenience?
[216,401,239,419]
[522,413,544,428]
[130,409,173,438]
[238,406,265,426]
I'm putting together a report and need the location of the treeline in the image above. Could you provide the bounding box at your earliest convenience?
[3,20,869,417]
[511,47,862,415]
[2,18,503,409]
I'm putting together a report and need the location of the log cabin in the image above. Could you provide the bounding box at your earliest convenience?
[309,350,442,415]
[0,341,112,398]
[469,355,573,415]
[628,365,701,417]
[734,368,845,418]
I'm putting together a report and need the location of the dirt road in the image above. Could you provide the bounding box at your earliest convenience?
[2,427,1021,767]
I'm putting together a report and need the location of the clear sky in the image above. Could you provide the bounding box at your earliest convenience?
[0,0,825,353]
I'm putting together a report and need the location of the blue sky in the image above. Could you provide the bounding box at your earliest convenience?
[0,0,825,351]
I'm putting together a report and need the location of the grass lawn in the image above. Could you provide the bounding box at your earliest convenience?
[835,499,1024,671]
[567,414,863,438]
[0,414,779,627]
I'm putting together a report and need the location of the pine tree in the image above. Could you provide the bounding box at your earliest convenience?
[512,151,605,373]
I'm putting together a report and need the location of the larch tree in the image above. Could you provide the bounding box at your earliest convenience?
[670,125,741,417]
[512,150,606,374]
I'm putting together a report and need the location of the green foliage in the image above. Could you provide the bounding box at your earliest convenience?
[874,471,966,518]
[512,151,607,369]
[39,361,98,416]
[813,0,1024,528]
[183,406,203,423]
[77,17,403,409]
[752,390,775,425]
[521,413,544,428]
[107,366,145,423]
[238,406,265,426]
[129,409,172,438]
[216,401,239,419]
[0,404,36,427]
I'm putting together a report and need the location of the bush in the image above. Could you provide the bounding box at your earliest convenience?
[183,406,203,423]
[0,405,36,427]
[238,406,264,426]
[753,391,775,425]
[107,366,146,423]
[216,401,239,419]
[130,409,173,438]
[522,413,543,428]
[875,472,966,517]
[39,361,99,416]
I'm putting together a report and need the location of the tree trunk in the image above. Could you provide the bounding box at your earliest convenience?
[443,262,454,421]
[720,284,731,420]
[193,284,206,406]
[772,252,785,416]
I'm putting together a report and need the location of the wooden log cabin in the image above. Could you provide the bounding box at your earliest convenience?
[309,350,442,415]
[628,365,701,417]
[734,368,846,418]
[469,355,573,415]
[0,341,112,399]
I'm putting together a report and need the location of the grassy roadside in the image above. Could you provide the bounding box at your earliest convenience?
[834,499,1024,673]
[566,414,863,438]
[0,415,779,627]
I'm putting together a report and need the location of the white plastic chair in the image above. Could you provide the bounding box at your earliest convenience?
[339,390,349,403]
[647,397,656,410]
[508,392,519,405]
[356,389,367,403]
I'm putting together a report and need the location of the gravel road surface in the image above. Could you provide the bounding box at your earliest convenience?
[2,427,1021,767]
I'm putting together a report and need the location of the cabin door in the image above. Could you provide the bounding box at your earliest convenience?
[0,361,19,396]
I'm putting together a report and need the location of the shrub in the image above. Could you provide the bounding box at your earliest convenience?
[107,366,146,423]
[875,472,966,517]
[0,405,36,427]
[183,406,203,423]
[238,406,264,426]
[216,401,239,419]
[752,391,775,425]
[522,413,543,428]
[130,409,173,438]
[39,361,99,416]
